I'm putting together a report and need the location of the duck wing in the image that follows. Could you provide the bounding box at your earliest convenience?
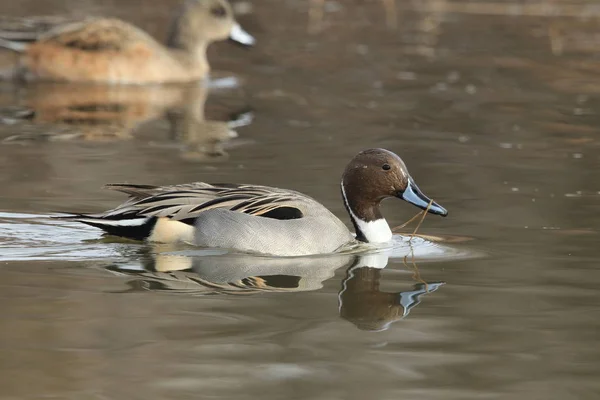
[36,18,160,53]
[67,182,306,223]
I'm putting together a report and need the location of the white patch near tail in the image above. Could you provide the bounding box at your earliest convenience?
[148,217,195,244]
[77,217,149,227]
[0,38,28,52]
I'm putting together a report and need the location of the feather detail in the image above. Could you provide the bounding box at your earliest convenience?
[0,37,28,52]
[60,182,308,242]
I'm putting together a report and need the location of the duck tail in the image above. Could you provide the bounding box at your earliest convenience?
[55,214,158,241]
[0,38,28,52]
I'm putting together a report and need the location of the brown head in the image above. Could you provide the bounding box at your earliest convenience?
[341,148,447,242]
[167,0,255,51]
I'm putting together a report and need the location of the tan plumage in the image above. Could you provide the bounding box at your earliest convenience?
[0,0,254,83]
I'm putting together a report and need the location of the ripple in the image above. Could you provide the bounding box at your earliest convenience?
[0,212,480,263]
[0,212,137,261]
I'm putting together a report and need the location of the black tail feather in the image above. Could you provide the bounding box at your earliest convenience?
[59,215,158,241]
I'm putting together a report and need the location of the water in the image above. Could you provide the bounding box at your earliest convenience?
[1,0,600,399]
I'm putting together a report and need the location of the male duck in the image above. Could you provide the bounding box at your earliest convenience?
[63,148,447,256]
[0,0,254,83]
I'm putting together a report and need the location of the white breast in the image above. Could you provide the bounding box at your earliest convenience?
[341,182,393,243]
[354,217,393,243]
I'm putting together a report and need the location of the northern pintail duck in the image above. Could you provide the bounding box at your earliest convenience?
[63,148,447,256]
[0,0,254,83]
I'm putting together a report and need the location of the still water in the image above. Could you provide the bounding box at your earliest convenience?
[0,0,599,399]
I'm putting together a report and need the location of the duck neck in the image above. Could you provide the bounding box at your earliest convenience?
[166,8,190,49]
[341,182,393,243]
[166,16,209,72]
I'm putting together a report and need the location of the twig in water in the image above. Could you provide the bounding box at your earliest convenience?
[409,199,434,242]
[403,245,427,287]
[391,210,423,232]
[400,199,434,290]
[392,198,435,242]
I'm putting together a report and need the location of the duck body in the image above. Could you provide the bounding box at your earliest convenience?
[63,149,448,257]
[21,19,202,84]
[0,0,255,84]
[73,182,354,256]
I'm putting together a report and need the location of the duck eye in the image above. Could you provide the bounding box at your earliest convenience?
[382,164,391,171]
[210,5,227,18]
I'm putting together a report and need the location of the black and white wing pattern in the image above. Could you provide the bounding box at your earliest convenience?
[63,182,307,228]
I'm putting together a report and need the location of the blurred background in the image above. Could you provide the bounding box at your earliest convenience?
[0,1,599,399]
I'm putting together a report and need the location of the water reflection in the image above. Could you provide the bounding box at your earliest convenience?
[109,250,353,294]
[0,81,252,161]
[106,247,445,331]
[339,256,444,331]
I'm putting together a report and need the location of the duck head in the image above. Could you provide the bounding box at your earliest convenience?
[167,0,255,51]
[341,148,447,243]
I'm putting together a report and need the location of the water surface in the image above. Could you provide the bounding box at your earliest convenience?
[0,1,599,399]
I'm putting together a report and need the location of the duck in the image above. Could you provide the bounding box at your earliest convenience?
[0,0,255,84]
[61,148,448,256]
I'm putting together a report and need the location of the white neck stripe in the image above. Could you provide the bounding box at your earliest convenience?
[341,182,393,243]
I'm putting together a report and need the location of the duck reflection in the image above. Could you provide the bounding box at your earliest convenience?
[1,81,252,160]
[164,82,252,161]
[106,247,444,329]
[339,255,444,332]
[108,250,355,295]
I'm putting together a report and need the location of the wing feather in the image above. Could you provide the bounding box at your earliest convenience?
[93,182,306,222]
[39,18,160,53]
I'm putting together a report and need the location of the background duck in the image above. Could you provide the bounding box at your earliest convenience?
[0,0,255,83]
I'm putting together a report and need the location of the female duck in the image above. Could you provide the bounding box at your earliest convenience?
[64,148,447,256]
[0,0,254,83]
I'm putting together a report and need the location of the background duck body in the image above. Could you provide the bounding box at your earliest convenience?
[22,18,199,83]
[0,0,253,83]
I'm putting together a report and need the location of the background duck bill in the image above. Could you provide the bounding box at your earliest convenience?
[229,23,255,46]
[399,180,448,217]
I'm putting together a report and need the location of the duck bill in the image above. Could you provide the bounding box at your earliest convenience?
[229,23,255,46]
[399,179,448,217]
